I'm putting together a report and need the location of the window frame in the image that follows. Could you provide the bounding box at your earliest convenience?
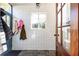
[0,3,12,54]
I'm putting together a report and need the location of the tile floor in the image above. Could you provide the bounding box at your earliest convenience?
[18,50,56,56]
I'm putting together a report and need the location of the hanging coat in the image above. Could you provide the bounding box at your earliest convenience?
[17,19,24,30]
[20,25,27,40]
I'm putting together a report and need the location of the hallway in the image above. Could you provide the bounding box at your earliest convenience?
[12,3,56,50]
[0,3,79,56]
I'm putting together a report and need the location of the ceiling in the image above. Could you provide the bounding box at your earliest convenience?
[11,3,38,6]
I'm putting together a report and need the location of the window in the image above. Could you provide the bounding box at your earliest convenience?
[57,3,71,53]
[0,32,7,54]
[62,4,70,26]
[58,11,61,27]
[62,4,71,53]
[31,12,46,29]
[0,3,11,54]
[58,3,61,12]
[2,15,10,27]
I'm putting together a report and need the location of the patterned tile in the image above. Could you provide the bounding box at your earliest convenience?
[18,50,56,56]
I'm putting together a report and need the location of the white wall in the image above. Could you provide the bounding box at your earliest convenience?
[12,3,56,50]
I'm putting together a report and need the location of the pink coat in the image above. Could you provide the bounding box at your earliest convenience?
[17,19,24,29]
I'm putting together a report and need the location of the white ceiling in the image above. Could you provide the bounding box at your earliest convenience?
[11,3,37,6]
